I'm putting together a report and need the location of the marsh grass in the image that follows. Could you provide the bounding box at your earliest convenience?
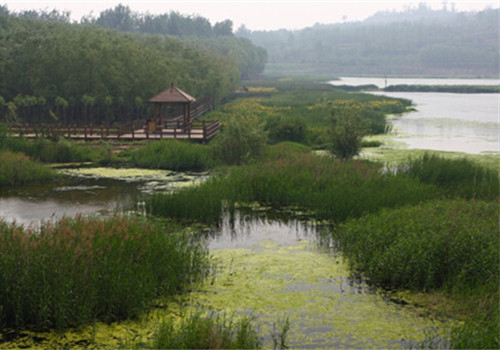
[147,147,441,224]
[401,153,499,200]
[131,139,213,171]
[0,150,56,185]
[332,199,499,349]
[0,215,210,331]
[332,199,498,291]
[144,312,262,349]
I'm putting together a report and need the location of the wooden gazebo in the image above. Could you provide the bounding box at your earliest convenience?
[148,84,196,131]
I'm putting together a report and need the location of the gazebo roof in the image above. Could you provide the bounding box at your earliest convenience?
[148,84,196,103]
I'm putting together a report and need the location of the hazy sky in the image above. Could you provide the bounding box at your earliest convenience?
[1,1,498,30]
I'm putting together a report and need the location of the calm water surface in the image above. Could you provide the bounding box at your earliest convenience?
[330,77,500,154]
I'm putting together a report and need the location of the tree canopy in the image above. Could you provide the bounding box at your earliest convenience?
[0,9,242,125]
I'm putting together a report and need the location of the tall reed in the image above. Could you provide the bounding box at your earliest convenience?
[332,199,499,349]
[0,215,210,331]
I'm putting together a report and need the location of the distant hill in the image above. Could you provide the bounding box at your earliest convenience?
[237,6,498,77]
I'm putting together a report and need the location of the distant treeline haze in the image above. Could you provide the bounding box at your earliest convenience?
[237,6,498,77]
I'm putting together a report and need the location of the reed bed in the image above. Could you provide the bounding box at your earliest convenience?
[332,199,498,291]
[0,215,210,331]
[147,148,442,224]
[0,150,56,185]
[332,199,499,349]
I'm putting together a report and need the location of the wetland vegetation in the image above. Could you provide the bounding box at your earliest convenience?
[0,76,498,348]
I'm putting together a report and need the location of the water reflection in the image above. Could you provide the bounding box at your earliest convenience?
[208,208,330,249]
[0,177,140,226]
[193,210,447,348]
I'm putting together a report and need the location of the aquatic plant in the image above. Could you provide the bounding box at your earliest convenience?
[147,147,441,224]
[0,150,55,185]
[332,199,499,349]
[332,199,498,292]
[0,215,210,331]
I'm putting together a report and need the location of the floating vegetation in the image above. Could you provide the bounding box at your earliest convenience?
[61,167,209,194]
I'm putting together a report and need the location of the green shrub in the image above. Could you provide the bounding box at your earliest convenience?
[0,215,210,331]
[265,117,307,144]
[211,113,268,165]
[0,150,55,185]
[131,139,213,171]
[1,135,92,163]
[328,100,367,160]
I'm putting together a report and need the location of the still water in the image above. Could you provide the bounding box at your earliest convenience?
[330,77,500,154]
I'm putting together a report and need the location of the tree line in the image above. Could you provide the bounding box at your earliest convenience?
[238,6,498,77]
[0,6,266,126]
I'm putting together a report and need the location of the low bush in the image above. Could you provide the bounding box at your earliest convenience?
[0,215,210,331]
[0,150,56,186]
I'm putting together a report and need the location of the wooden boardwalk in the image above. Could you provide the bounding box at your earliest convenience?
[8,120,220,143]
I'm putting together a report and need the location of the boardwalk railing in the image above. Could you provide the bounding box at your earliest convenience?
[8,120,220,143]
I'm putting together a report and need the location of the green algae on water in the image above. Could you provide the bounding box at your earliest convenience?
[0,234,450,349]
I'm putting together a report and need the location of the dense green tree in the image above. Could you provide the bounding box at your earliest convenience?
[0,9,241,125]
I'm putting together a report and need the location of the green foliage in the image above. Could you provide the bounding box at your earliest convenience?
[0,11,239,125]
[0,150,55,185]
[0,215,210,331]
[146,312,262,349]
[450,308,499,349]
[328,100,368,160]
[131,139,213,171]
[265,117,307,144]
[1,136,92,163]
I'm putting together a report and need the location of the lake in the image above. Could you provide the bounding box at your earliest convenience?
[330,77,500,154]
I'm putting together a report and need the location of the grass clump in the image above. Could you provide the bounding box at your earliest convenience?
[131,139,213,171]
[145,312,262,349]
[0,150,56,186]
[0,215,210,331]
